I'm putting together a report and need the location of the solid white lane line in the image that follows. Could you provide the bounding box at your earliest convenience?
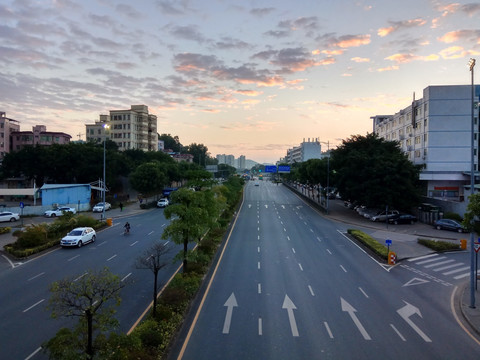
[28,272,45,281]
[340,265,347,273]
[407,254,439,262]
[416,256,446,265]
[444,266,470,275]
[258,318,263,335]
[121,273,132,282]
[25,347,42,360]
[23,299,44,313]
[390,324,406,341]
[424,260,455,268]
[433,263,464,271]
[324,322,333,338]
[358,287,369,298]
[74,272,88,282]
[308,285,315,296]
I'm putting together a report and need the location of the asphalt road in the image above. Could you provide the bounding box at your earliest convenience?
[0,207,183,360]
[172,181,480,359]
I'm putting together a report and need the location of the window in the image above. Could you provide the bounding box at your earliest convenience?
[415,136,421,144]
[415,150,421,158]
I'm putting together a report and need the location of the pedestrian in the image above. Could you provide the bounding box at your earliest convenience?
[119,202,123,211]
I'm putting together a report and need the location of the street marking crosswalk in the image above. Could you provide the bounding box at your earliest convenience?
[406,254,470,281]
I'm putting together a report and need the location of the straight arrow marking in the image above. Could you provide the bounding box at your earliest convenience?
[282,294,299,337]
[222,293,238,334]
[396,301,432,342]
[340,297,371,340]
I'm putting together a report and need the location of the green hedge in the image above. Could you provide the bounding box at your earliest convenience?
[418,238,460,251]
[347,229,388,260]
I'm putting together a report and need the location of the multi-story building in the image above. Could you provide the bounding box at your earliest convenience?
[285,138,322,164]
[216,154,235,167]
[86,105,157,151]
[372,85,480,202]
[0,112,20,160]
[10,125,71,151]
[238,155,246,170]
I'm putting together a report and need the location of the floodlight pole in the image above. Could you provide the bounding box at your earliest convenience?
[469,58,476,309]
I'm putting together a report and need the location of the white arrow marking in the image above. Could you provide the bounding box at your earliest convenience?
[281,205,285,209]
[282,294,299,337]
[340,298,371,340]
[222,293,238,334]
[264,204,268,209]
[397,301,432,342]
[402,277,430,287]
[248,204,252,208]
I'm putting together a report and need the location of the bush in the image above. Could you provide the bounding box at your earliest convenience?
[347,229,388,259]
[0,227,11,235]
[418,238,460,251]
[443,212,463,222]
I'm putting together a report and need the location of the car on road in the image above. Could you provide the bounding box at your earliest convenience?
[388,213,417,225]
[157,198,169,208]
[44,207,76,217]
[0,211,20,222]
[92,202,111,212]
[433,218,466,232]
[61,227,96,247]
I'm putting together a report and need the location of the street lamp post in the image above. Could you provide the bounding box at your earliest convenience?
[102,124,110,221]
[469,58,476,309]
[320,141,330,214]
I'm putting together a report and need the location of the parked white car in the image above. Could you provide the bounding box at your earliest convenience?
[44,207,76,217]
[60,227,96,247]
[157,198,169,208]
[92,202,111,212]
[0,211,20,222]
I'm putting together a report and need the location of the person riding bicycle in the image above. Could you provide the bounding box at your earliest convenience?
[124,222,131,234]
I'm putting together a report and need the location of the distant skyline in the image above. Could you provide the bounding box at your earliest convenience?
[1,0,479,163]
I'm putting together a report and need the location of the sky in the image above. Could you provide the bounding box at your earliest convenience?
[1,0,480,164]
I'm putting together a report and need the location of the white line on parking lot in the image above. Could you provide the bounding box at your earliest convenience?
[67,255,80,262]
[27,272,45,281]
[23,299,44,313]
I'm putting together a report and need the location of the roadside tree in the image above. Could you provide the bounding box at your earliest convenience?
[44,268,126,360]
[130,161,168,200]
[330,133,421,211]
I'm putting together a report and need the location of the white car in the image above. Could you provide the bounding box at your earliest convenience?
[157,198,169,208]
[61,227,96,247]
[92,202,112,212]
[44,207,76,217]
[0,211,20,222]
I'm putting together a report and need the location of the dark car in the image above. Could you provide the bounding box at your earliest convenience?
[388,214,417,225]
[433,219,466,233]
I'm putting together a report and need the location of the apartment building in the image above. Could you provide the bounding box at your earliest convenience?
[11,125,71,151]
[86,105,157,151]
[372,85,480,201]
[0,112,20,160]
[285,138,322,164]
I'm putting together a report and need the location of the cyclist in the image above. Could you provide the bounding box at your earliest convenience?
[124,222,131,234]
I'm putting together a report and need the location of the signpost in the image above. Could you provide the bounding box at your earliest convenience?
[19,202,24,227]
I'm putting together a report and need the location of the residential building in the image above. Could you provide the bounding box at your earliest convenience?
[0,112,20,160]
[285,138,322,164]
[238,155,246,170]
[216,154,235,167]
[11,125,71,151]
[86,105,157,151]
[372,84,480,203]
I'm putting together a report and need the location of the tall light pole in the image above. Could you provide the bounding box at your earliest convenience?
[320,141,330,214]
[102,124,110,221]
[469,58,476,309]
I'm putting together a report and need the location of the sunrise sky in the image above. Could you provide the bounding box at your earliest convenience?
[1,0,480,163]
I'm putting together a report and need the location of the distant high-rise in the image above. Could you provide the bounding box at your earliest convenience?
[86,105,157,151]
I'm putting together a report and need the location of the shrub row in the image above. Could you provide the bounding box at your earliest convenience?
[417,238,460,252]
[347,229,389,260]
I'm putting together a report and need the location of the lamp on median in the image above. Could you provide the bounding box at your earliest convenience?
[102,123,110,221]
[469,58,476,309]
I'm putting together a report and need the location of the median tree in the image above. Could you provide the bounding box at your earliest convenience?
[44,268,126,360]
[135,242,171,318]
[162,188,211,272]
[330,133,422,211]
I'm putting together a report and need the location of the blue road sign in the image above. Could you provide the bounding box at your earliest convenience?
[278,165,291,173]
[265,165,277,173]
[385,239,392,245]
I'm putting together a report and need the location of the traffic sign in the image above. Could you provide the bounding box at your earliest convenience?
[19,202,24,208]
[265,165,277,173]
[385,239,392,246]
[474,242,480,253]
[278,165,291,173]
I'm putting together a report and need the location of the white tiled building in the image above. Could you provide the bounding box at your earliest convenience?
[372,85,479,202]
[285,138,322,164]
[86,105,157,151]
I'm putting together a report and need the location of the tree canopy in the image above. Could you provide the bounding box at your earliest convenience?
[330,133,421,211]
